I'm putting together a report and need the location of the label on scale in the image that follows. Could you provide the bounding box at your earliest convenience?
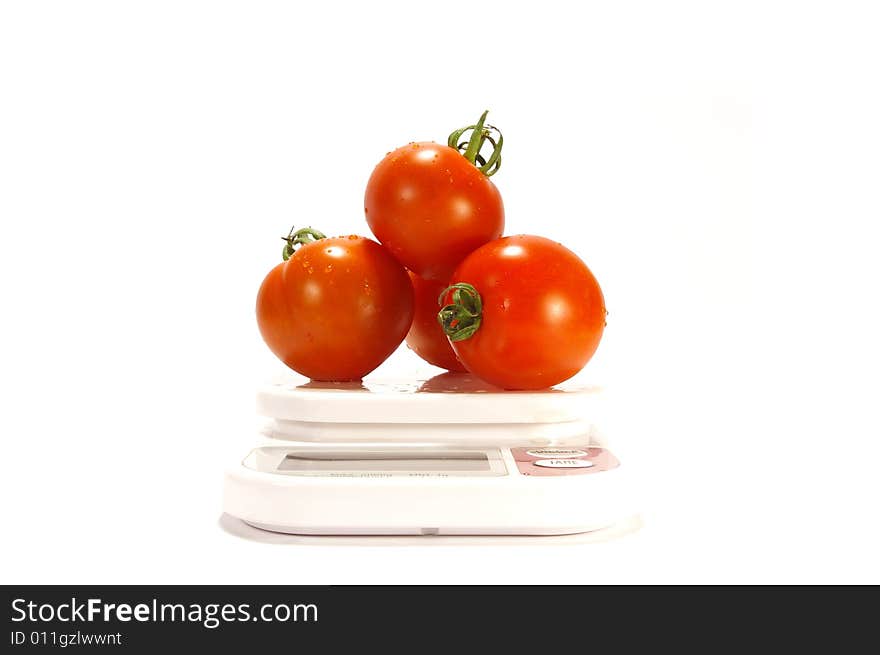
[526,448,588,458]
[534,459,594,469]
[510,447,619,476]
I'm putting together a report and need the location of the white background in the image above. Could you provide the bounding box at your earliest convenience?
[1,1,878,584]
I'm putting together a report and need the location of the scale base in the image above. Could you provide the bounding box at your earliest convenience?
[242,520,621,537]
[223,445,634,537]
[223,374,635,539]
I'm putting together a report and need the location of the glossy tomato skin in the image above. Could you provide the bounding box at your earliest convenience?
[257,236,414,381]
[446,235,606,390]
[405,271,467,372]
[364,142,504,281]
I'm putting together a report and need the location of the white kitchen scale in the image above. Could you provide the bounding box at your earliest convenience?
[223,372,635,536]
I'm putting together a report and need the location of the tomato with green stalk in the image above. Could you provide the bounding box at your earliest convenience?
[364,111,505,281]
[256,226,414,381]
[438,235,607,390]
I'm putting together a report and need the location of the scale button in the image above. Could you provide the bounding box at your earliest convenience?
[526,448,588,458]
[534,459,594,469]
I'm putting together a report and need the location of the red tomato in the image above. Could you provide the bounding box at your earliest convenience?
[257,230,414,381]
[439,235,606,390]
[405,271,467,372]
[364,112,505,281]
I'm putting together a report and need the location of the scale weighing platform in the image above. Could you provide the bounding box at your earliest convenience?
[223,373,635,536]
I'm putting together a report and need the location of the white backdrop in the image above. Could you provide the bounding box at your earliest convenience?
[1,1,878,583]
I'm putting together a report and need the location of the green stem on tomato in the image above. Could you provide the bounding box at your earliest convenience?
[281,226,327,261]
[437,282,483,342]
[447,110,503,177]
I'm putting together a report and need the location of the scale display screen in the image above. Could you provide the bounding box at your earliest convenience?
[242,446,508,477]
[278,451,490,472]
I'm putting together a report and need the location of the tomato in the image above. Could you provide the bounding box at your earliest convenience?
[439,235,606,390]
[364,112,505,281]
[405,271,467,372]
[257,228,414,381]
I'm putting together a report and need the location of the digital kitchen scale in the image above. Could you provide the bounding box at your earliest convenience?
[222,373,635,536]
